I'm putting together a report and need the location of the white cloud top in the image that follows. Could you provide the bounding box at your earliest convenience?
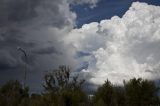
[65,2,160,85]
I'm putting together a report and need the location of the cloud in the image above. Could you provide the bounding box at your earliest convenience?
[0,0,76,28]
[69,0,100,8]
[0,0,76,68]
[0,0,101,92]
[33,46,62,55]
[1,0,159,92]
[66,2,160,86]
[0,51,18,70]
[0,0,77,92]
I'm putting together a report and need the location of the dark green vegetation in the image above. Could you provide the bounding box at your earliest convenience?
[0,66,160,106]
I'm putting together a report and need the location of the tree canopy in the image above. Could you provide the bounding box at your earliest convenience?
[0,66,159,106]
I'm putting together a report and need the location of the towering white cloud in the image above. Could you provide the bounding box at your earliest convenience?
[66,2,160,86]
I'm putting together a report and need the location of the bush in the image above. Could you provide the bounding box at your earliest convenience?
[0,80,29,106]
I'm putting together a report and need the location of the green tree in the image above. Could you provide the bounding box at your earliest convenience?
[93,80,126,106]
[93,80,117,106]
[42,66,88,106]
[29,94,45,106]
[0,80,29,106]
[114,86,126,106]
[124,78,159,106]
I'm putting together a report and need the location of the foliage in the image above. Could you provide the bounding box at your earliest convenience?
[42,66,88,106]
[93,80,116,106]
[0,80,29,106]
[124,78,159,106]
[93,80,126,106]
[0,66,160,106]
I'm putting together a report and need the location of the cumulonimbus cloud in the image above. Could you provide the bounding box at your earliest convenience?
[1,0,160,92]
[66,2,160,86]
[0,0,101,92]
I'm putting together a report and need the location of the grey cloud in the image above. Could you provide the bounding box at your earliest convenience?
[0,0,77,92]
[0,0,39,27]
[0,58,16,70]
[0,0,101,92]
[0,50,19,71]
[0,0,75,28]
[0,28,36,48]
[69,0,101,8]
[33,46,62,55]
[76,51,91,58]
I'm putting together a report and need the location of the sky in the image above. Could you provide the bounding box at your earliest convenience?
[0,0,160,93]
[72,0,160,27]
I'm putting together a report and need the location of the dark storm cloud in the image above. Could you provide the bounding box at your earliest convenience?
[33,46,62,55]
[0,0,75,66]
[0,0,39,27]
[0,28,36,71]
[0,0,102,93]
[0,63,13,70]
[0,0,100,72]
[0,0,77,92]
[0,58,16,70]
[0,0,74,28]
[0,28,35,48]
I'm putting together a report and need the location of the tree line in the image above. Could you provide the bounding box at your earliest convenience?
[0,66,160,106]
